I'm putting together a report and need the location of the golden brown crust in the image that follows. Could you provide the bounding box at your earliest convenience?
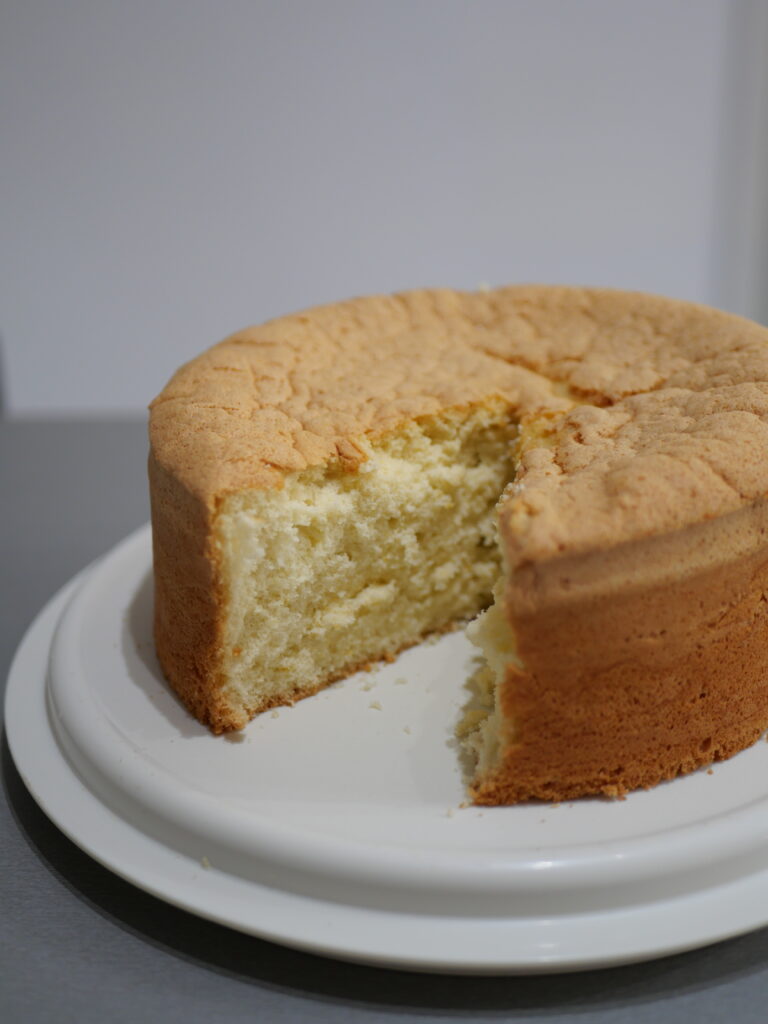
[149,285,768,800]
[475,501,768,803]
[149,285,768,508]
[148,287,574,502]
[149,453,234,733]
[504,383,768,563]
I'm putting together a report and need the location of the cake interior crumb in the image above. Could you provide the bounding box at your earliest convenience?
[217,405,517,735]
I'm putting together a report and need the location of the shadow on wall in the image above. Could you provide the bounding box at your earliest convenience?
[0,334,7,419]
[712,0,768,323]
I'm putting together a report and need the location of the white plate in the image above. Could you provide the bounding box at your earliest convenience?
[7,525,768,973]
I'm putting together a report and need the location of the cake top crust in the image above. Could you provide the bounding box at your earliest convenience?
[149,285,768,562]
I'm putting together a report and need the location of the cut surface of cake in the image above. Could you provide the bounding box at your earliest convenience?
[216,405,515,721]
[149,285,768,804]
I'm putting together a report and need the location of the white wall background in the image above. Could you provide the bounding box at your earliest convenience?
[2,0,768,415]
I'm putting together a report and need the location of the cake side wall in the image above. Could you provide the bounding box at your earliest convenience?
[148,453,240,732]
[474,500,768,803]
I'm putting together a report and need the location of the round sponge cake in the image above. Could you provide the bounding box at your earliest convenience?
[149,285,768,803]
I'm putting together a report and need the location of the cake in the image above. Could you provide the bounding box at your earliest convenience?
[149,285,768,804]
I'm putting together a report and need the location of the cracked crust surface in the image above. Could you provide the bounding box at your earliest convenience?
[151,286,768,528]
[505,382,768,562]
[149,285,768,800]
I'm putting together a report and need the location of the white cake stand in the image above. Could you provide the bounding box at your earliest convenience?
[6,525,768,973]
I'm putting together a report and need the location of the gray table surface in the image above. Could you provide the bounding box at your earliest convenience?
[3,418,768,1023]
